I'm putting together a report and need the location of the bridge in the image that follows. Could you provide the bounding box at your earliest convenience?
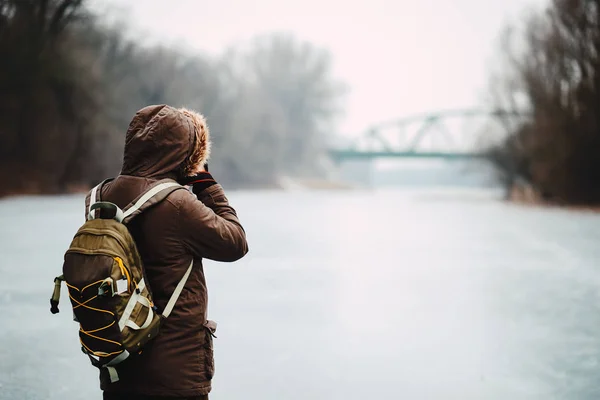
[328,109,528,162]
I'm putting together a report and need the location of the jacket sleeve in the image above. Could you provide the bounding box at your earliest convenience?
[178,184,248,262]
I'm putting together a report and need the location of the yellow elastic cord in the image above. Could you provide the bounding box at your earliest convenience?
[81,279,105,293]
[80,329,123,347]
[82,320,116,334]
[73,295,98,310]
[80,339,123,358]
[114,257,132,292]
[65,282,80,292]
[68,292,115,316]
[65,274,124,359]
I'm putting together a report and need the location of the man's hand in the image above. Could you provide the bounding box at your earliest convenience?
[178,164,217,194]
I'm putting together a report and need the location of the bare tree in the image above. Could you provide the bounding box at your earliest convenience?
[0,2,346,195]
[222,33,346,178]
[0,0,95,194]
[488,0,600,204]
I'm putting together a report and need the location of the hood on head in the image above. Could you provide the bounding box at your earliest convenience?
[120,104,207,179]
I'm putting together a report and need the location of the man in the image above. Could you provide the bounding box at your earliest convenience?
[96,104,248,399]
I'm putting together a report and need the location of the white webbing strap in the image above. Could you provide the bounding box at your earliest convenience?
[118,260,193,331]
[162,260,194,318]
[124,296,154,331]
[103,350,130,383]
[118,279,147,331]
[107,349,130,366]
[122,182,181,220]
[106,366,119,383]
[87,183,101,220]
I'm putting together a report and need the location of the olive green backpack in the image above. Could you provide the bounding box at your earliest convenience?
[50,179,192,383]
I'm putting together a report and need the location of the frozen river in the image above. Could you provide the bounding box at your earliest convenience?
[1,188,600,399]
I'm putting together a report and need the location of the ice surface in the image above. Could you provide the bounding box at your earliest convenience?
[2,189,600,399]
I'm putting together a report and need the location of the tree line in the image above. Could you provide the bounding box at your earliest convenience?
[0,0,345,196]
[487,0,600,205]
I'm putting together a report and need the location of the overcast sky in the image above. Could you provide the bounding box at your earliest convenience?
[91,0,546,136]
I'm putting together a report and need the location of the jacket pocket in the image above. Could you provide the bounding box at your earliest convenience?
[202,320,217,380]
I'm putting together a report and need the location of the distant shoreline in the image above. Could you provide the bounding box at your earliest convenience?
[0,177,355,199]
[509,184,600,213]
[4,181,600,213]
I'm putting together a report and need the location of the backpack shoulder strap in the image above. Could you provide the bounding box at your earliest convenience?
[120,179,191,318]
[162,259,194,318]
[86,178,114,220]
[121,179,186,224]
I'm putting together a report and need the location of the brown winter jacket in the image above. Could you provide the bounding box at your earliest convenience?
[88,105,248,397]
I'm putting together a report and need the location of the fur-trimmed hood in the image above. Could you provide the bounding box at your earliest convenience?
[121,104,210,179]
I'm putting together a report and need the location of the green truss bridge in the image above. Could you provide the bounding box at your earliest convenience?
[328,109,528,162]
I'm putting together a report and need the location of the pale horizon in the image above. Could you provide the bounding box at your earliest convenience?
[92,0,546,137]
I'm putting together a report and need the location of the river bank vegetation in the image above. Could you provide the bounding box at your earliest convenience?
[487,0,600,205]
[0,0,345,196]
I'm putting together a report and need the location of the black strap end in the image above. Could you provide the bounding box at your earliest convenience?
[50,300,60,314]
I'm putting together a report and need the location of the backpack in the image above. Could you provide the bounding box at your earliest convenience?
[50,178,191,383]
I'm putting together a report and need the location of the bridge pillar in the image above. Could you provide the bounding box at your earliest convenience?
[334,159,375,188]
